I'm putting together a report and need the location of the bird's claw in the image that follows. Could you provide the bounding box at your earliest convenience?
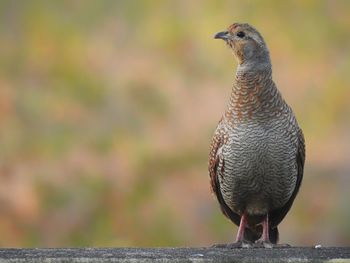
[274,243,291,248]
[254,240,273,248]
[254,240,291,248]
[211,241,253,249]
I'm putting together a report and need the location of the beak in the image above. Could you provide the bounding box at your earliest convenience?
[214,31,229,40]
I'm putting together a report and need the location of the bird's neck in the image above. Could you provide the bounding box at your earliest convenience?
[225,65,284,122]
[237,58,271,74]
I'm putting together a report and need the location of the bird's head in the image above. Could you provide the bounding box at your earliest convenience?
[215,23,270,68]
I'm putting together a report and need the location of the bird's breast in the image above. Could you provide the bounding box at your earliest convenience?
[219,118,298,215]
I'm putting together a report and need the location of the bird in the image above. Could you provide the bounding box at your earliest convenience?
[208,23,305,248]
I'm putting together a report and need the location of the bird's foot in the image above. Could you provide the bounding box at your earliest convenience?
[253,240,273,248]
[254,240,291,249]
[211,241,253,249]
[274,243,292,248]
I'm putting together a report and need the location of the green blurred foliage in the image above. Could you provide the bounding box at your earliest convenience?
[0,0,349,247]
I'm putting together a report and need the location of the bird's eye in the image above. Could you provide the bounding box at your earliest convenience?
[236,31,245,38]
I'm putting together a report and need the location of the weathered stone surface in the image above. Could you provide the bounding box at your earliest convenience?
[0,247,349,263]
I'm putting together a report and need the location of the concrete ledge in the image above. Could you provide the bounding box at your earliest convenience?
[0,247,349,263]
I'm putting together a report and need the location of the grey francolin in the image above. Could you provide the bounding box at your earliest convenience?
[209,23,305,247]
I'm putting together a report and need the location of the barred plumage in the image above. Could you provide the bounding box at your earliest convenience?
[209,23,305,247]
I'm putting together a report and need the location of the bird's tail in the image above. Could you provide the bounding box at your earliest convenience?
[243,226,279,244]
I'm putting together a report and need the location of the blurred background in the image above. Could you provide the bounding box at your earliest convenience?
[0,0,349,247]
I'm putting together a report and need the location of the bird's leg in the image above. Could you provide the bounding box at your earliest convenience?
[235,212,248,242]
[211,212,252,248]
[255,214,273,248]
[260,213,269,242]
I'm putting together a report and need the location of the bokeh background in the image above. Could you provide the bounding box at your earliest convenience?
[0,0,349,247]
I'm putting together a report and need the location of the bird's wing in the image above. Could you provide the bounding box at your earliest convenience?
[270,128,305,227]
[209,124,241,226]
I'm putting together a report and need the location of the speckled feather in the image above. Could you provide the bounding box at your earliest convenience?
[209,23,305,243]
